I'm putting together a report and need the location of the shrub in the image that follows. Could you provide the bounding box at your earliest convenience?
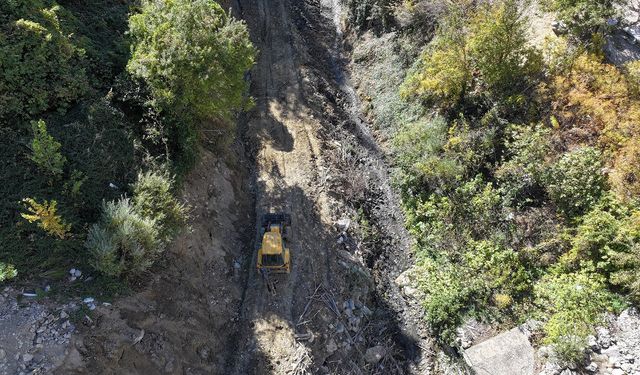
[127,0,256,126]
[29,120,66,177]
[86,198,161,277]
[544,146,605,217]
[0,1,87,120]
[625,60,640,98]
[415,255,479,343]
[540,0,620,39]
[0,263,18,282]
[563,207,620,271]
[534,270,620,364]
[610,138,640,202]
[401,9,470,107]
[393,117,462,195]
[21,198,70,239]
[402,0,541,107]
[467,0,542,100]
[609,211,640,303]
[496,124,552,206]
[132,171,186,242]
[546,52,640,149]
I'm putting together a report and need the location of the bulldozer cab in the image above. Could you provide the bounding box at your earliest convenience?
[256,214,291,274]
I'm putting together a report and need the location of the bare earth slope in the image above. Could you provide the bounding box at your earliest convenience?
[56,0,432,373]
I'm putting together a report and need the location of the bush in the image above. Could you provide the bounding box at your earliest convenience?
[86,198,161,278]
[546,52,640,149]
[415,255,479,343]
[0,0,87,121]
[415,238,528,344]
[0,263,18,282]
[609,211,640,303]
[564,207,620,271]
[402,0,541,107]
[393,117,464,197]
[127,0,256,126]
[21,198,71,239]
[540,0,620,39]
[625,60,640,98]
[29,120,66,177]
[132,171,186,242]
[610,138,640,202]
[496,124,552,206]
[467,0,542,99]
[401,9,470,107]
[544,146,605,217]
[534,270,620,364]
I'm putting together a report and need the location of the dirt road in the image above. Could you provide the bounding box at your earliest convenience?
[56,0,433,373]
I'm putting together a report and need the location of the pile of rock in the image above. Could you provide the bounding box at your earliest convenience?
[0,287,77,375]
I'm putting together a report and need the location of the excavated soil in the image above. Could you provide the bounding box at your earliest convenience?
[56,0,433,374]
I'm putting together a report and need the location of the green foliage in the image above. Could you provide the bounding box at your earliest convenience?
[21,198,71,239]
[402,0,541,108]
[609,211,640,303]
[29,120,66,177]
[467,0,542,99]
[534,270,621,363]
[544,147,606,217]
[127,0,256,127]
[541,0,620,39]
[132,171,186,242]
[394,116,497,201]
[0,0,87,120]
[401,9,470,107]
[415,237,529,343]
[496,124,552,206]
[86,198,161,278]
[394,117,464,197]
[416,255,477,343]
[0,263,18,282]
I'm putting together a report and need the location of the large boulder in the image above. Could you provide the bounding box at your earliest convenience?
[463,327,535,375]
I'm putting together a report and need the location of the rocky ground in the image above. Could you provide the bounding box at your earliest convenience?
[0,287,78,375]
[537,309,640,375]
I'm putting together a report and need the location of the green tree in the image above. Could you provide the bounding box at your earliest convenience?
[29,120,66,177]
[467,0,542,99]
[127,0,256,126]
[402,0,541,107]
[401,8,470,106]
[0,1,87,120]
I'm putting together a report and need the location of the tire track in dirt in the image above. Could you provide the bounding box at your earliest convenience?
[228,0,434,373]
[227,0,339,373]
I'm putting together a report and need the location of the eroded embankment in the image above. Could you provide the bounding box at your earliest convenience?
[56,0,433,373]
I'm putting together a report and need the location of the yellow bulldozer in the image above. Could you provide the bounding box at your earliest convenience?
[256,213,291,274]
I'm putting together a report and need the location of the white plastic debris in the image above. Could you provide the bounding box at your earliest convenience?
[109,182,119,189]
[83,297,95,304]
